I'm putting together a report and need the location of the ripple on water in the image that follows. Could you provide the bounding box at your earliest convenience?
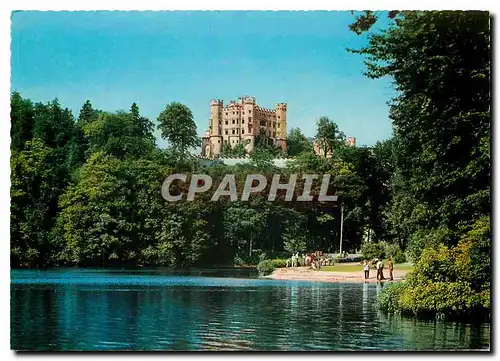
[10,269,491,351]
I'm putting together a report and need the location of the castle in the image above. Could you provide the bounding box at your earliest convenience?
[201,96,287,158]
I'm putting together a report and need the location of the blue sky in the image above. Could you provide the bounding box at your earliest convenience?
[11,11,394,148]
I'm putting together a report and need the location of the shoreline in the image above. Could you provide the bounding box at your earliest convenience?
[265,266,409,284]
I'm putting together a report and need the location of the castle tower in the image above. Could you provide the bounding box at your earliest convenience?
[202,97,287,157]
[209,99,223,156]
[275,103,287,152]
[241,96,256,153]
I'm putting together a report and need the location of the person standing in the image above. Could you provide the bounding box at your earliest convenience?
[379,259,385,280]
[376,259,385,280]
[363,260,370,280]
[388,258,394,281]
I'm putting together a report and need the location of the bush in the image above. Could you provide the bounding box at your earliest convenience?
[257,259,275,276]
[233,255,245,267]
[380,242,406,264]
[271,258,287,268]
[360,242,385,260]
[258,252,267,262]
[396,281,487,317]
[377,233,491,320]
[393,249,407,264]
[378,282,405,313]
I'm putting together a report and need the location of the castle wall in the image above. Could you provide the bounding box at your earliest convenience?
[203,96,287,157]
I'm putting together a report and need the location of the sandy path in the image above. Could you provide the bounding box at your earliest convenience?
[265,266,409,283]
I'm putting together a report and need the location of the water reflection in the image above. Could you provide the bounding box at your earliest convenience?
[11,269,490,351]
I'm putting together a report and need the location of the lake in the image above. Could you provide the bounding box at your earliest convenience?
[11,268,490,351]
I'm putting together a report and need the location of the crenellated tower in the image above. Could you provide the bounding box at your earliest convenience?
[209,99,223,156]
[275,102,287,152]
[202,96,287,157]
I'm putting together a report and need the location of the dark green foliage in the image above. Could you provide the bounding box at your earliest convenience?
[286,128,312,156]
[10,8,491,325]
[315,116,345,157]
[349,11,490,319]
[360,243,385,260]
[271,259,287,268]
[393,250,406,264]
[10,91,34,152]
[157,102,199,154]
[257,259,275,276]
[377,282,405,313]
[221,141,247,157]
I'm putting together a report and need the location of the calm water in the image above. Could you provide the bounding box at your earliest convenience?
[11,268,490,351]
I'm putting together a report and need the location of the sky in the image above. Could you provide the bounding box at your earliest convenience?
[11,11,395,148]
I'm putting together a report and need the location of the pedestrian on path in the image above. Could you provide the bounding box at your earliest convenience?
[376,259,385,281]
[388,258,394,281]
[363,260,370,280]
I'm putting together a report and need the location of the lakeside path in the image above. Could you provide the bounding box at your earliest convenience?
[265,265,409,283]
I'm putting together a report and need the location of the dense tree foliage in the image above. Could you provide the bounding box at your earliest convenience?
[315,116,345,157]
[349,10,490,319]
[157,102,199,154]
[11,92,388,268]
[10,10,490,321]
[286,128,312,156]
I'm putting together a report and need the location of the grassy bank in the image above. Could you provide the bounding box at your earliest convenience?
[320,260,414,273]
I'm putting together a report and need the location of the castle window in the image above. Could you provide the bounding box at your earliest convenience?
[225,130,228,135]
[218,140,220,143]
[249,110,252,114]
[225,121,228,125]
[242,129,244,134]
[277,123,280,128]
[278,116,280,119]
[242,119,245,124]
[248,117,252,122]
[233,112,235,115]
[226,113,228,116]
[232,120,235,124]
[232,129,235,134]
[242,111,245,115]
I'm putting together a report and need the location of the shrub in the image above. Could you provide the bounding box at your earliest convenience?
[360,242,385,260]
[393,249,407,264]
[377,232,491,320]
[258,252,267,262]
[283,235,307,254]
[271,258,287,268]
[380,242,406,264]
[257,259,275,276]
[233,255,245,267]
[378,282,405,313]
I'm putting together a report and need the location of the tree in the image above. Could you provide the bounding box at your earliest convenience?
[157,102,199,154]
[78,100,98,125]
[11,139,68,266]
[221,141,247,157]
[83,110,155,160]
[286,127,312,156]
[315,116,345,157]
[10,92,34,152]
[349,11,491,318]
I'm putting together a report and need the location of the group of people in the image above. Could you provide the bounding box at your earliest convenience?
[286,251,335,269]
[363,258,394,281]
